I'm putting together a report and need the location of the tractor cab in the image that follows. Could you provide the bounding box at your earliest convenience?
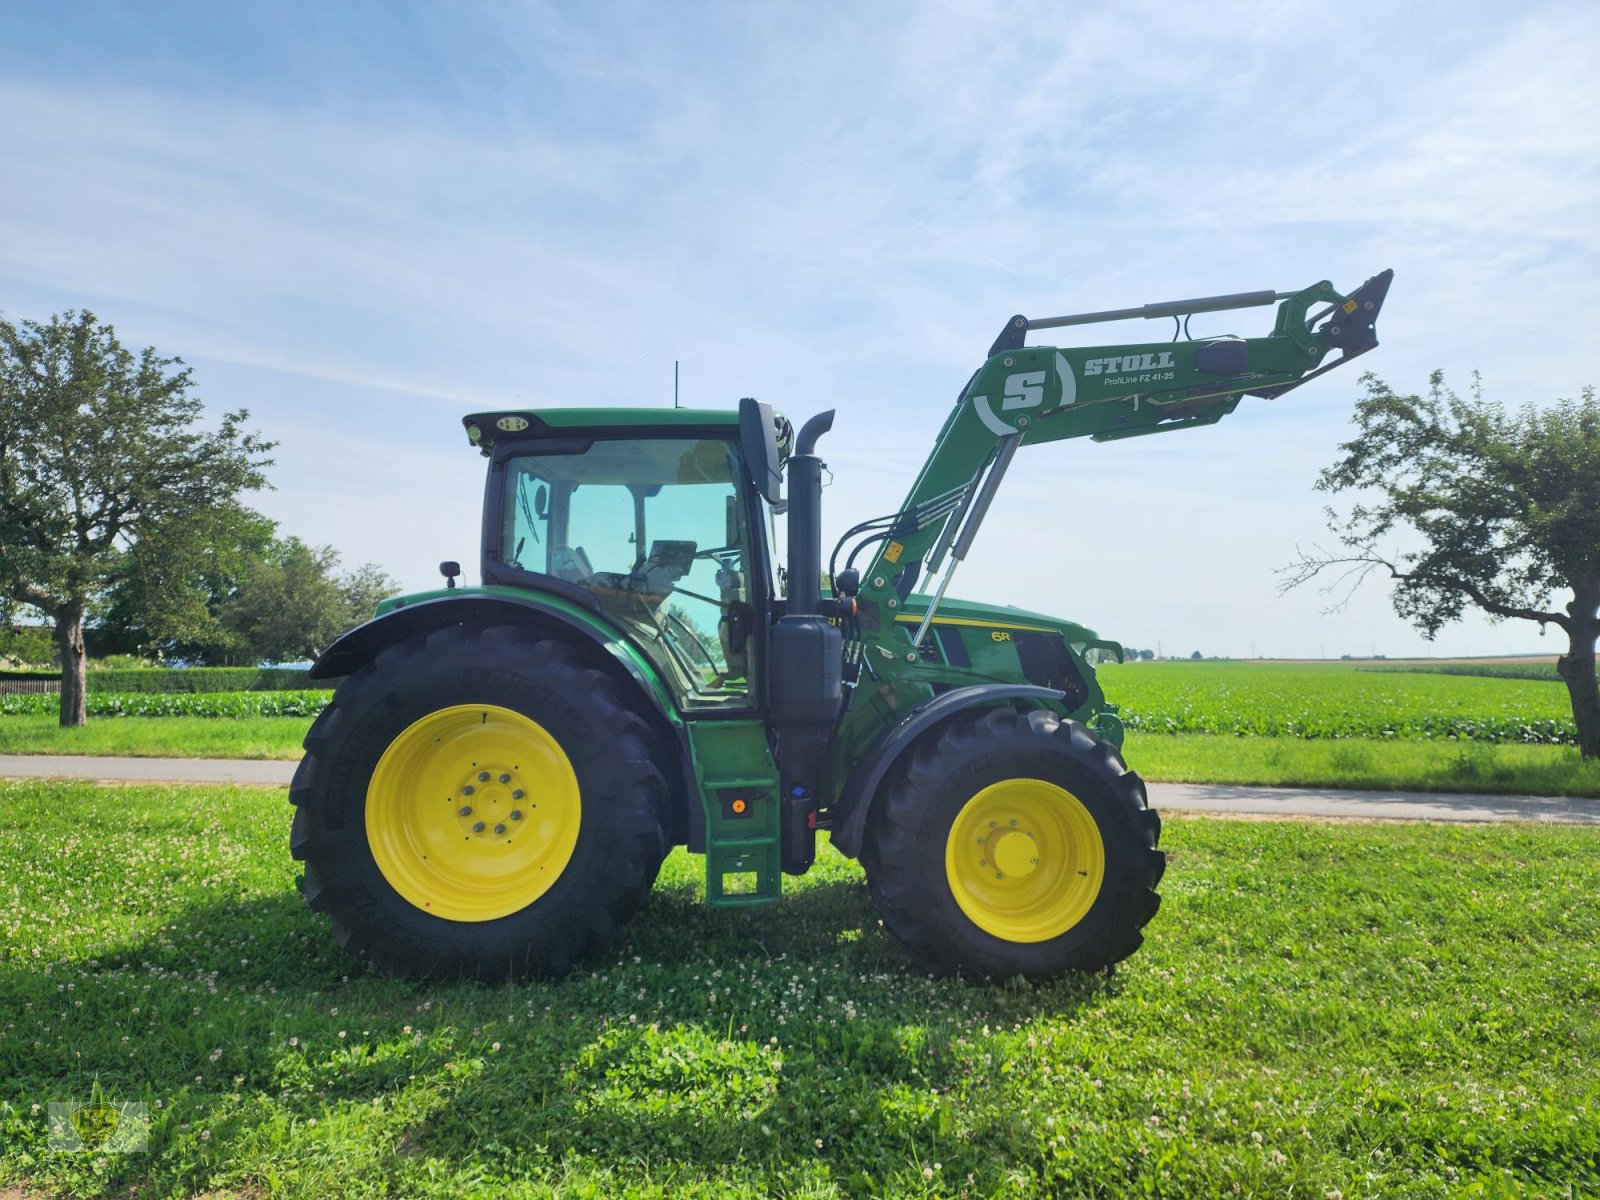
[463,407,785,711]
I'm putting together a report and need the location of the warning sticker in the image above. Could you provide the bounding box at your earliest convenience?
[883,541,904,564]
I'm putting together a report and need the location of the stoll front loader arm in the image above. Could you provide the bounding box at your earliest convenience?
[841,270,1394,672]
[818,270,1392,862]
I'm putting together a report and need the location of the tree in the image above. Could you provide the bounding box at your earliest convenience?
[97,502,280,663]
[1138,649,1155,661]
[217,539,397,665]
[338,561,399,628]
[0,311,273,724]
[0,621,53,667]
[1282,372,1600,758]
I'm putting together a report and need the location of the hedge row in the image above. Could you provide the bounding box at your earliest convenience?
[0,667,321,693]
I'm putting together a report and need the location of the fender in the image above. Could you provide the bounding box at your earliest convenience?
[309,593,682,726]
[829,684,1065,859]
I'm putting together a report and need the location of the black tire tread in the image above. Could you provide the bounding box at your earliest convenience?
[288,624,669,980]
[865,706,1163,980]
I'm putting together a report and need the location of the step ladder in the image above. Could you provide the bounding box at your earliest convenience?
[685,719,782,906]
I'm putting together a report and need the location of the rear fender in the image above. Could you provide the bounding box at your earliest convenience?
[310,594,676,722]
[830,684,1064,860]
[309,594,695,844]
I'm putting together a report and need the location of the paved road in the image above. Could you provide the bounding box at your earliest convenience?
[0,754,295,787]
[1,754,1596,825]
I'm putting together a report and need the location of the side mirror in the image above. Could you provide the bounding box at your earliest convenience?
[738,397,783,505]
[439,560,461,589]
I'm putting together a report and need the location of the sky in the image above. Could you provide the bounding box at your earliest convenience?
[2,0,1596,659]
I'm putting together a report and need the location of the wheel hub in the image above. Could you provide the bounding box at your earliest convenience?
[454,767,530,843]
[365,704,581,922]
[944,778,1106,943]
[988,829,1038,879]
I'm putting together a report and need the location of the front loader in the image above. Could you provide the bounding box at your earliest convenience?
[289,269,1393,980]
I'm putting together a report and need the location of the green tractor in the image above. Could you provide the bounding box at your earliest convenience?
[290,271,1392,980]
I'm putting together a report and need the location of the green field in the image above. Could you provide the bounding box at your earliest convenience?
[1123,732,1600,796]
[1098,660,1576,743]
[3,661,1597,797]
[1,781,1595,1198]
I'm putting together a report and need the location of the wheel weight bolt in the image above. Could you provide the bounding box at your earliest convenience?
[472,821,486,833]
[494,823,507,835]
[458,806,473,817]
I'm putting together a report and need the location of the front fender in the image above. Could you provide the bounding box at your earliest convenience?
[309,594,681,725]
[829,684,1064,859]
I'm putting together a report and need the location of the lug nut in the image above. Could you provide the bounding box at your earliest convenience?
[478,771,490,782]
[458,806,473,817]
[494,823,507,835]
[472,821,486,833]
[512,789,525,800]
[509,810,523,821]
[499,773,511,784]
[462,785,475,795]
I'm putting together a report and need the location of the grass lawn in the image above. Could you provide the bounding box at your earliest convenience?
[0,715,310,760]
[2,782,1596,1198]
[1124,732,1600,798]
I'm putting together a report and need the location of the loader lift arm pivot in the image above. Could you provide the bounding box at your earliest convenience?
[843,269,1393,667]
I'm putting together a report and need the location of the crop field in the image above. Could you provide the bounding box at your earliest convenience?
[2,660,1595,796]
[2,781,1597,1198]
[0,690,330,719]
[1363,662,1564,683]
[0,661,1578,742]
[1099,661,1576,744]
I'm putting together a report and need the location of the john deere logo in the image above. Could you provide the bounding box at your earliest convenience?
[496,416,529,432]
[69,1104,121,1149]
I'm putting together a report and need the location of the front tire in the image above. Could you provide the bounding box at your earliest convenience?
[289,625,669,980]
[864,707,1163,979]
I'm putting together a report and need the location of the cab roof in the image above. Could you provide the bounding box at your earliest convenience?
[463,407,739,453]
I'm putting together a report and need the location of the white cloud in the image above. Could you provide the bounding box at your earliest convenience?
[1,0,1593,653]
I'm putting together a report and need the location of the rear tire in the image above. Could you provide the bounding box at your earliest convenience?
[289,625,669,980]
[864,707,1163,979]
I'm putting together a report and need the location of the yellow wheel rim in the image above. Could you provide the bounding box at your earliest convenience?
[944,778,1105,942]
[366,704,580,922]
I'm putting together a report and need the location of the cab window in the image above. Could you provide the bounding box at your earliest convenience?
[500,437,755,707]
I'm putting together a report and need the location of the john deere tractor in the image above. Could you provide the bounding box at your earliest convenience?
[290,270,1392,980]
